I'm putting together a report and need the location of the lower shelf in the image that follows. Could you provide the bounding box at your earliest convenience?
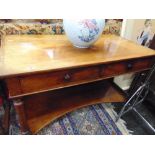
[25,80,126,134]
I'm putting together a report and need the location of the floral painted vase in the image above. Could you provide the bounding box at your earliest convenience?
[63,19,105,48]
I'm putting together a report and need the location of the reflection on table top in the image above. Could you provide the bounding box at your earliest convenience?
[0,34,155,77]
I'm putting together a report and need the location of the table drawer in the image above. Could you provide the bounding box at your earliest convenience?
[100,57,153,78]
[19,66,100,94]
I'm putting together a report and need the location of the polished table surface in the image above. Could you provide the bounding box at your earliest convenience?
[0,34,155,78]
[1,34,155,134]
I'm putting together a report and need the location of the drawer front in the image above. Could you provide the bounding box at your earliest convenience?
[19,66,100,94]
[100,57,153,78]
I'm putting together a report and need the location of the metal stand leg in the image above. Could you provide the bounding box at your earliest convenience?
[116,84,146,122]
[116,63,155,134]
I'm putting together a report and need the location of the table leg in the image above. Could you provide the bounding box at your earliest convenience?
[13,99,30,135]
[2,101,11,134]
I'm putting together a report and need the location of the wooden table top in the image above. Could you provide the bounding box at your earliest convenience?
[0,34,155,78]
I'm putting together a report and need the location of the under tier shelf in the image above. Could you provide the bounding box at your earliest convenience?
[24,80,126,134]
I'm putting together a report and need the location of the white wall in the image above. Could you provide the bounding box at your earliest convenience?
[114,19,155,90]
[114,19,135,90]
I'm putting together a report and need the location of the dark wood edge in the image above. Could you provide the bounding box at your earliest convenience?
[7,67,151,99]
[0,56,155,79]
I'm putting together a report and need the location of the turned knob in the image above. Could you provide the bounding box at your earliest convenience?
[127,63,133,70]
[64,74,71,81]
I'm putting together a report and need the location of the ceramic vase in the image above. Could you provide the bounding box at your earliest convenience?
[63,19,105,48]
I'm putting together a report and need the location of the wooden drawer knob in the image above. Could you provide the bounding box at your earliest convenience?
[64,74,71,81]
[127,63,133,70]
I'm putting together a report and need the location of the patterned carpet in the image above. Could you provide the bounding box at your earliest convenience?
[0,103,130,135]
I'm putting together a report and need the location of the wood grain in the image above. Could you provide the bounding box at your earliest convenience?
[1,34,155,134]
[13,99,29,134]
[23,80,126,134]
[5,56,154,99]
[20,66,99,94]
[100,57,154,78]
[0,34,155,78]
